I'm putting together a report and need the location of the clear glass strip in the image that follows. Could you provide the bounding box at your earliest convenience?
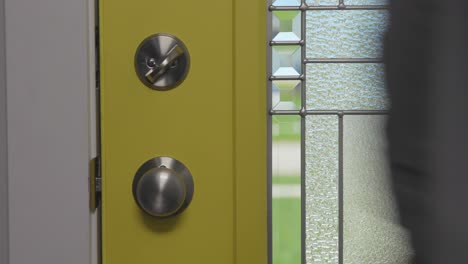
[273,115,302,264]
[273,0,301,6]
[343,115,412,263]
[306,10,389,59]
[306,63,389,110]
[345,0,388,5]
[306,115,339,264]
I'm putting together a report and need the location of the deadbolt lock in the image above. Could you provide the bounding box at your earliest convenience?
[135,33,190,91]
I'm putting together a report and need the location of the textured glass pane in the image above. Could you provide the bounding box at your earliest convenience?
[273,115,301,264]
[306,115,339,264]
[306,0,338,6]
[273,80,302,110]
[343,116,412,263]
[346,0,388,5]
[306,63,389,110]
[273,11,301,42]
[273,46,302,77]
[273,0,301,6]
[306,10,389,58]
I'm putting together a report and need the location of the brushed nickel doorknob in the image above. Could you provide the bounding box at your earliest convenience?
[132,157,194,218]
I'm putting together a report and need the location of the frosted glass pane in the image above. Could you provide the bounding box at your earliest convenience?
[273,0,301,6]
[273,11,301,42]
[306,63,389,110]
[343,116,412,263]
[306,10,388,58]
[306,115,339,264]
[346,0,388,5]
[273,80,301,110]
[306,0,338,6]
[273,46,302,77]
[273,115,301,264]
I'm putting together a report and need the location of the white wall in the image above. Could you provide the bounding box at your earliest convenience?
[0,0,9,263]
[3,0,92,263]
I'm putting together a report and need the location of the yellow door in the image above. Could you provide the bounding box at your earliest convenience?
[99,1,266,263]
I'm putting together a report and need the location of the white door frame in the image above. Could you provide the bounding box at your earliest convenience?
[0,0,98,263]
[1,0,8,263]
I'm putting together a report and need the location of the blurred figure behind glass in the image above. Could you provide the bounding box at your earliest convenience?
[385,0,468,263]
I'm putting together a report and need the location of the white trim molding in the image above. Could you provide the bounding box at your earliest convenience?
[3,0,94,263]
[0,0,9,262]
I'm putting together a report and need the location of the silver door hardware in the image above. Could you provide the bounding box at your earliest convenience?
[134,33,190,90]
[132,156,194,218]
[89,156,101,211]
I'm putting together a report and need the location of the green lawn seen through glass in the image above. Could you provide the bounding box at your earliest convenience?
[273,116,301,142]
[273,176,301,185]
[273,197,301,264]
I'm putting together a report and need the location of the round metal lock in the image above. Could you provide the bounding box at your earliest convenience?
[132,157,194,218]
[134,33,190,91]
